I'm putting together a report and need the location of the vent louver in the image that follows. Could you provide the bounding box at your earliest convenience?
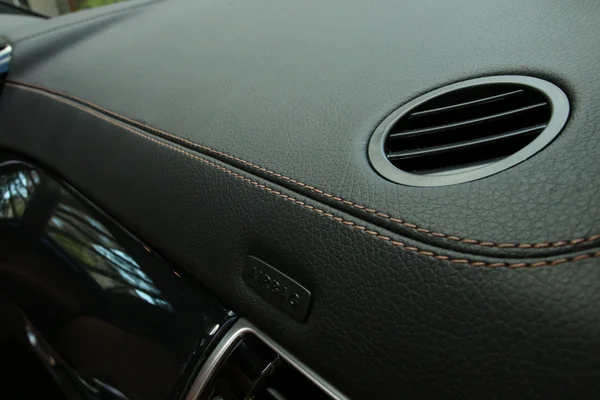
[368,76,570,186]
[186,319,348,400]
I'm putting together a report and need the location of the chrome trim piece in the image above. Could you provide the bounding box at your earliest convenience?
[0,45,12,74]
[185,318,350,400]
[368,75,570,187]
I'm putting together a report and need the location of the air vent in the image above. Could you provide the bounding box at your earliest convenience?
[186,319,348,400]
[368,76,569,186]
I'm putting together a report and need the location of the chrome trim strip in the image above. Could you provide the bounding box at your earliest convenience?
[185,318,349,400]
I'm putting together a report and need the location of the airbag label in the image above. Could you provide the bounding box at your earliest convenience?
[243,256,311,321]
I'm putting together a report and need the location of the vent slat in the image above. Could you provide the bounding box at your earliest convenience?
[387,124,547,160]
[389,102,548,139]
[369,76,569,186]
[409,89,525,118]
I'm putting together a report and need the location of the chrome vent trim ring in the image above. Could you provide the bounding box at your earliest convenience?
[368,75,570,187]
[185,318,349,400]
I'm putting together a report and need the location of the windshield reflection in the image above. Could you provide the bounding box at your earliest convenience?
[46,190,173,311]
[0,161,233,400]
[0,166,172,311]
[0,169,40,219]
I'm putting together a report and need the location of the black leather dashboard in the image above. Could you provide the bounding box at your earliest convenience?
[2,0,600,398]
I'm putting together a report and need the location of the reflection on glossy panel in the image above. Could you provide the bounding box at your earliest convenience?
[46,190,173,311]
[0,157,234,400]
[0,168,39,219]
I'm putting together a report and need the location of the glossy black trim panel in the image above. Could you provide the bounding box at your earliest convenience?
[0,152,235,400]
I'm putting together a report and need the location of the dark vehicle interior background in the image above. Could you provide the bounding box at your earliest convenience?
[1,0,600,399]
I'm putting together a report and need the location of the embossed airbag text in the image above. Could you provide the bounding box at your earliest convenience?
[243,256,311,320]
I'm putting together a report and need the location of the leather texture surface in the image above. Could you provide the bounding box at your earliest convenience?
[0,15,40,31]
[3,0,600,252]
[2,83,600,399]
[1,1,600,398]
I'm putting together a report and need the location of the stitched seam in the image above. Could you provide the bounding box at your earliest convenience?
[14,0,160,44]
[7,83,600,268]
[7,81,600,252]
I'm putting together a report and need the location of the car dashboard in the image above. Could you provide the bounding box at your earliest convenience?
[1,0,600,399]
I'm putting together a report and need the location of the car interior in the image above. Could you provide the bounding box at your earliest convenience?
[1,0,600,399]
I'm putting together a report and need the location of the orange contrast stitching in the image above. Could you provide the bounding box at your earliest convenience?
[7,81,600,254]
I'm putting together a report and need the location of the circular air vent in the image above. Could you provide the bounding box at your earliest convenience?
[368,76,569,186]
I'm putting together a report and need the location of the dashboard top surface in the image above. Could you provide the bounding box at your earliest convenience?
[2,1,600,398]
[2,0,600,250]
